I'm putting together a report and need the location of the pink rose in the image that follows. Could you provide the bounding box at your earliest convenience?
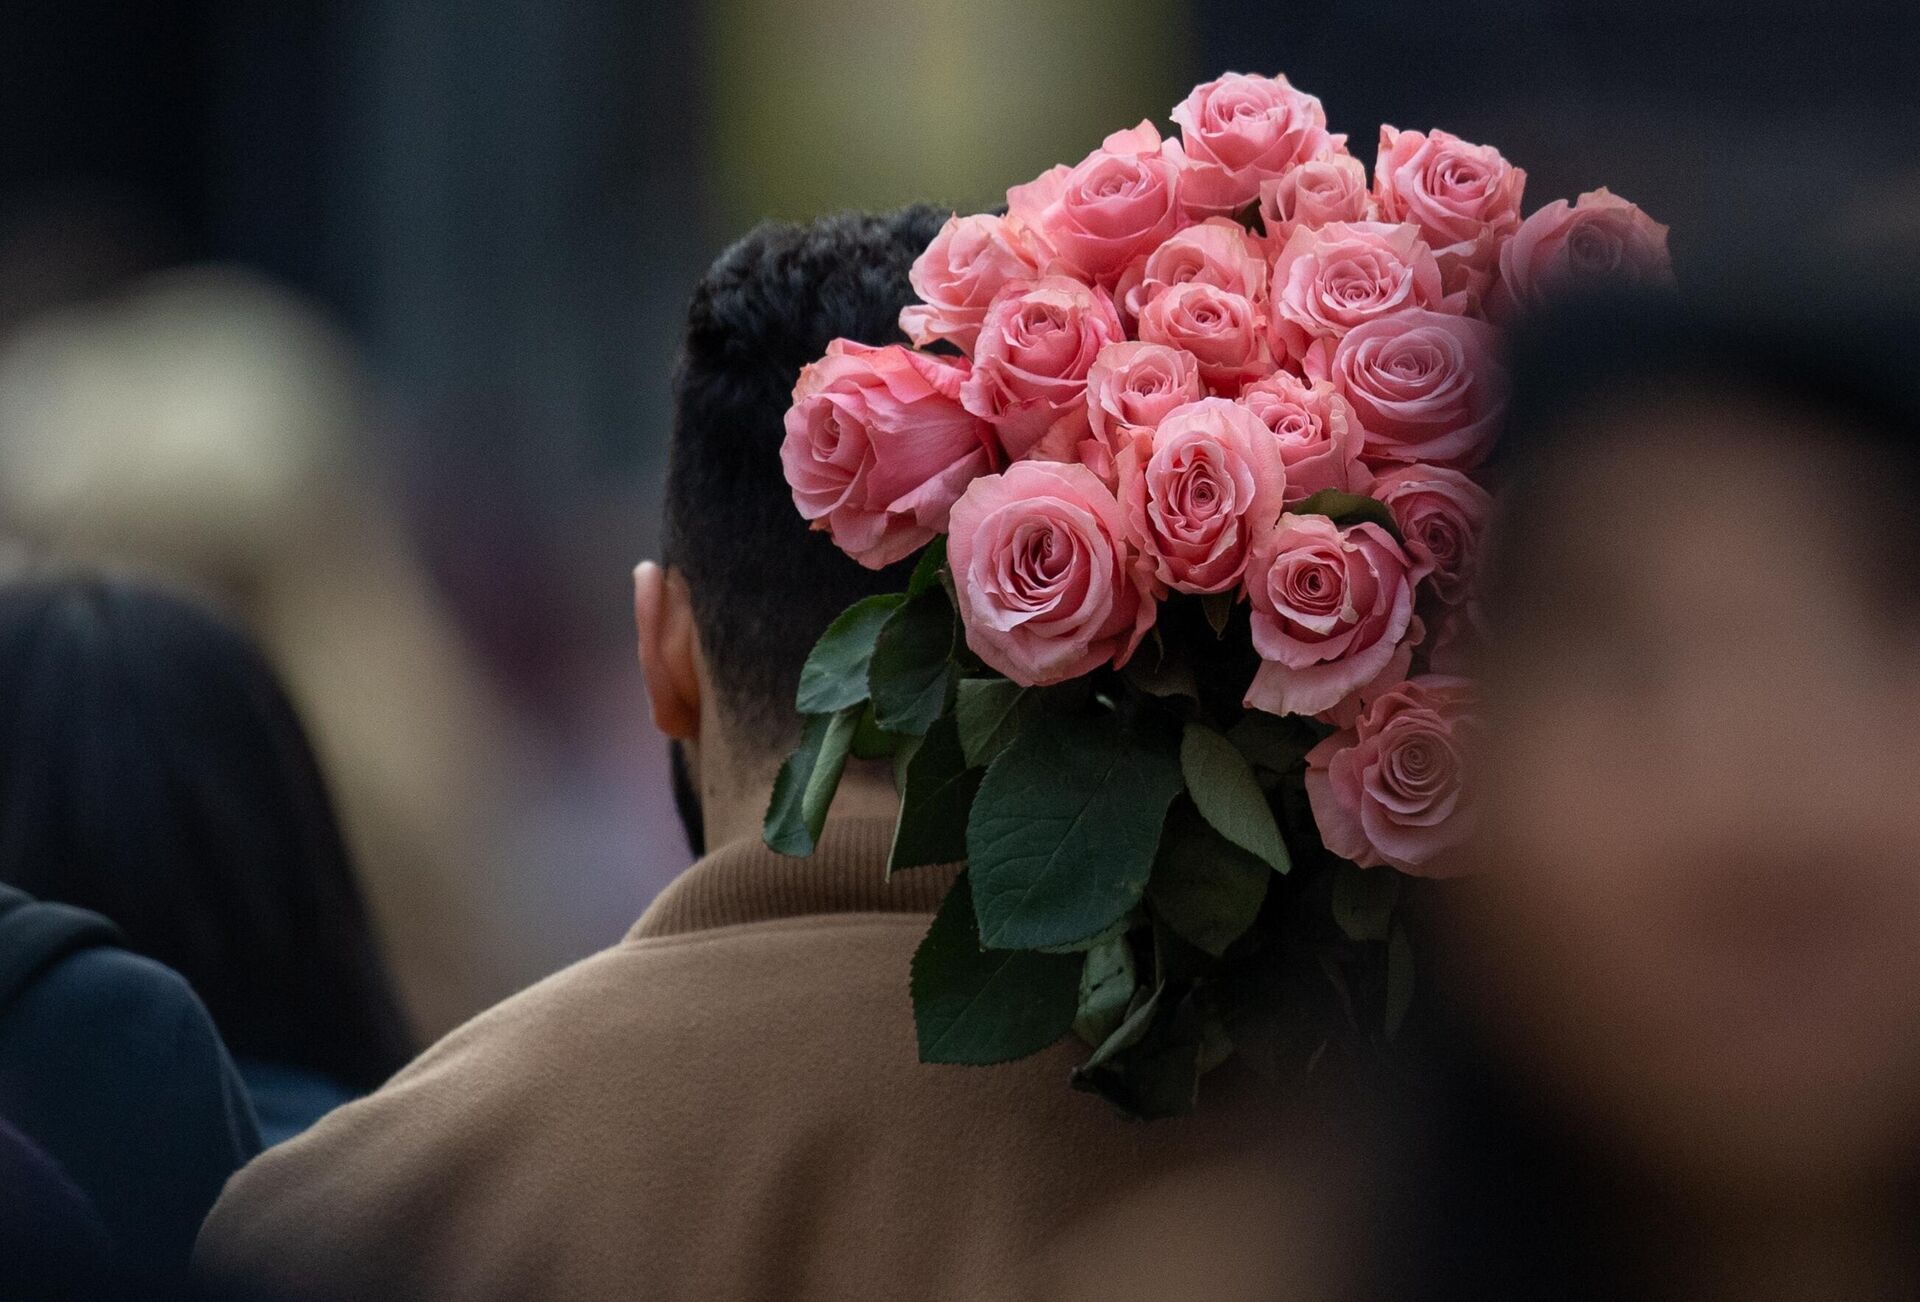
[1005,122,1185,286]
[1114,218,1268,327]
[1244,514,1428,719]
[781,341,1000,569]
[1235,374,1366,505]
[1369,463,1493,606]
[946,460,1156,686]
[1306,675,1479,875]
[1085,341,1206,477]
[1137,281,1271,393]
[1269,221,1462,370]
[899,213,1044,352]
[1170,72,1345,216]
[1329,309,1508,471]
[1118,397,1288,595]
[961,276,1126,462]
[1257,154,1375,243]
[1494,188,1674,317]
[1373,126,1526,301]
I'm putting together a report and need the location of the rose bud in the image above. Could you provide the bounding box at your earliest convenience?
[961,276,1126,462]
[1243,513,1429,719]
[1306,674,1480,875]
[1084,341,1207,480]
[1170,72,1346,216]
[1137,281,1272,393]
[1369,462,1493,606]
[1118,397,1288,595]
[781,341,1000,569]
[1113,219,1268,326]
[1257,154,1375,245]
[1004,122,1185,287]
[1235,373,1367,505]
[899,213,1045,353]
[1329,308,1508,471]
[1372,125,1526,301]
[946,460,1156,686]
[1269,221,1464,371]
[1493,188,1673,317]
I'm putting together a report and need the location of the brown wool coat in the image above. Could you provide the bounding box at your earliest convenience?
[195,820,1265,1302]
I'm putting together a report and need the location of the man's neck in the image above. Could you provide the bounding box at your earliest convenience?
[698,764,900,858]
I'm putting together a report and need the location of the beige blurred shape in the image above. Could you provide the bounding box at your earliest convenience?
[709,0,1191,226]
[0,266,532,1041]
[1043,1147,1362,1302]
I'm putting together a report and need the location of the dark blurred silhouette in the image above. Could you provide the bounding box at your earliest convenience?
[1371,289,1920,1302]
[0,882,259,1294]
[0,1115,118,1300]
[0,575,414,1141]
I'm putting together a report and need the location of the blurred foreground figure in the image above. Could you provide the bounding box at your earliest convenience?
[0,268,531,1037]
[1377,292,1920,1301]
[0,575,415,1143]
[0,880,258,1294]
[0,1116,115,1300]
[196,208,1281,1302]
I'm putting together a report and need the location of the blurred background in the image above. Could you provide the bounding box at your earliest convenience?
[3,0,1916,1037]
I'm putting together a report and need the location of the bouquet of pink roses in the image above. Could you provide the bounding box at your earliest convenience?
[770,71,1671,1117]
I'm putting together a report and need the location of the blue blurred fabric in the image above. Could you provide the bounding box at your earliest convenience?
[237,1058,359,1148]
[0,1114,115,1299]
[0,946,261,1289]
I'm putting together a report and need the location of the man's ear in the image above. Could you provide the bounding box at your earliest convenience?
[634,561,701,740]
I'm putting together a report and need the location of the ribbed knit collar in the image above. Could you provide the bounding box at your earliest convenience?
[629,818,959,940]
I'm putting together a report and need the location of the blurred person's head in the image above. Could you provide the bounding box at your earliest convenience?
[0,574,412,1090]
[634,206,946,852]
[0,266,363,583]
[1419,291,1920,1276]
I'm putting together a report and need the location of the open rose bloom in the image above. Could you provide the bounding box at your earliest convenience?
[774,70,1671,1117]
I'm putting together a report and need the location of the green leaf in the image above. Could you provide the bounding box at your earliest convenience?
[869,585,957,736]
[890,731,921,792]
[1151,913,1218,985]
[1073,931,1137,1047]
[1071,983,1205,1119]
[1226,712,1323,781]
[1202,591,1234,637]
[1146,803,1270,957]
[907,535,948,598]
[954,677,1027,768]
[762,708,860,856]
[795,594,907,715]
[1289,489,1403,543]
[1122,648,1200,702]
[851,704,909,761]
[968,713,1185,950]
[1331,862,1402,942]
[911,872,1081,1065]
[1037,913,1134,955]
[1179,723,1292,874]
[1080,984,1161,1069]
[1385,925,1415,1039]
[889,715,982,872]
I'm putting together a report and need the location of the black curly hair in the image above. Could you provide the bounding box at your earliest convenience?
[663,205,948,745]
